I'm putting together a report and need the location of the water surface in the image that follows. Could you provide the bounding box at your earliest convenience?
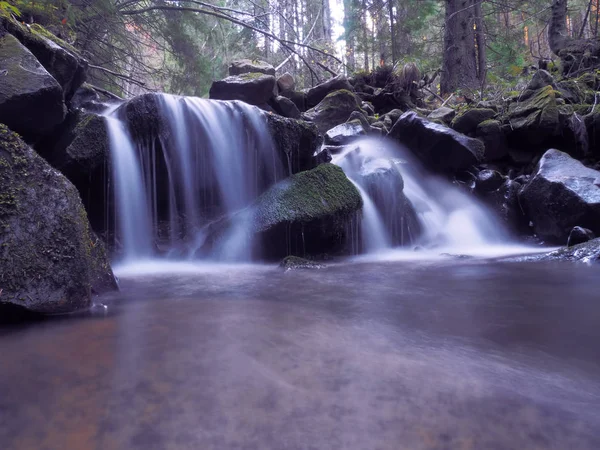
[1,259,599,449]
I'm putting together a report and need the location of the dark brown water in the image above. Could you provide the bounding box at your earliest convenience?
[1,259,600,450]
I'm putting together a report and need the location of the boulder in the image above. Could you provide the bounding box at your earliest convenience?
[280,90,307,112]
[534,238,600,263]
[228,59,275,76]
[451,108,496,134]
[0,33,66,137]
[476,120,508,161]
[475,169,505,192]
[0,125,116,315]
[264,114,322,174]
[478,179,528,234]
[269,95,301,119]
[519,149,600,243]
[567,226,595,247]
[209,73,276,106]
[277,72,295,92]
[303,89,364,133]
[388,111,485,173]
[2,18,88,101]
[251,163,362,258]
[428,106,456,124]
[324,119,367,145]
[120,93,167,141]
[305,75,354,108]
[70,83,106,112]
[585,110,600,157]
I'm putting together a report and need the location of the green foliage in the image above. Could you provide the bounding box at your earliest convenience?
[0,1,20,17]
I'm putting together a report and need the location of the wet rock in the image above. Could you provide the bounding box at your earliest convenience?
[475,170,505,192]
[479,179,528,234]
[264,114,322,174]
[305,75,354,108]
[476,120,508,161]
[519,149,600,243]
[303,89,364,133]
[451,108,496,134]
[427,106,455,124]
[228,59,275,76]
[0,33,66,137]
[279,255,326,271]
[361,101,375,116]
[121,93,167,141]
[567,226,595,247]
[2,18,88,101]
[209,73,276,106]
[270,95,301,119]
[534,238,600,263]
[388,111,484,173]
[69,84,106,112]
[277,72,295,92]
[347,110,371,130]
[324,119,367,145]
[280,90,306,112]
[585,110,600,158]
[0,125,117,315]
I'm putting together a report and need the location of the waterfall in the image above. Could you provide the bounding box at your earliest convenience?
[103,94,286,262]
[332,137,509,253]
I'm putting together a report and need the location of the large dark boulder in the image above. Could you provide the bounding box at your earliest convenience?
[305,75,354,108]
[0,32,66,137]
[0,125,116,315]
[303,89,364,133]
[533,238,600,263]
[2,18,88,101]
[451,108,496,134]
[476,119,508,161]
[209,73,276,106]
[324,119,367,145]
[269,95,301,119]
[388,111,484,173]
[519,149,600,243]
[264,114,322,174]
[228,59,275,76]
[252,163,362,258]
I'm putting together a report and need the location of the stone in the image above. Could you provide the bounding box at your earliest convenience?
[229,59,275,76]
[303,89,364,133]
[324,119,367,145]
[279,255,326,271]
[567,226,595,247]
[2,17,88,100]
[305,75,354,108]
[280,90,306,112]
[476,120,508,161]
[0,33,66,137]
[533,238,600,263]
[209,73,276,106]
[269,95,301,119]
[475,170,505,192]
[277,72,295,92]
[451,108,496,134]
[388,111,485,173]
[519,149,600,243]
[0,125,116,315]
[427,106,456,124]
[264,113,322,174]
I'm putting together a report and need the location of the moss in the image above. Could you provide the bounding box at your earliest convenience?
[238,72,271,81]
[451,108,496,134]
[253,163,362,231]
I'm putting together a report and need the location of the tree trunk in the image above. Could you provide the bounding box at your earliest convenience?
[474,0,486,84]
[388,0,397,64]
[549,0,569,55]
[440,0,479,95]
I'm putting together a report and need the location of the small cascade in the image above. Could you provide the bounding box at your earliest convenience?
[332,137,509,253]
[104,94,286,262]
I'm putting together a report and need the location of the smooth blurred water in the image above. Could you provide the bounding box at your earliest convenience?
[1,259,599,450]
[333,137,509,253]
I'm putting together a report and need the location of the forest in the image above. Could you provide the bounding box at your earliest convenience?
[5,0,600,98]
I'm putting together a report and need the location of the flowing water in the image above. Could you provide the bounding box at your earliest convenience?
[1,259,599,449]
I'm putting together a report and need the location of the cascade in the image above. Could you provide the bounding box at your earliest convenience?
[332,137,509,253]
[104,94,286,262]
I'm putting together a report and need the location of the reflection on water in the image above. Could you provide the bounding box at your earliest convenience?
[1,260,600,449]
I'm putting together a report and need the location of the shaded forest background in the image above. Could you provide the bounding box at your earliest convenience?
[2,0,599,97]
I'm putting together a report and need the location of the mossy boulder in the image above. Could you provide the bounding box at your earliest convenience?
[556,79,596,104]
[1,16,88,101]
[451,108,496,134]
[476,119,508,161]
[209,73,276,106]
[228,59,275,77]
[303,89,365,133]
[0,32,66,137]
[388,111,484,173]
[269,95,301,119]
[264,113,322,174]
[0,125,116,315]
[427,106,456,124]
[305,75,354,108]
